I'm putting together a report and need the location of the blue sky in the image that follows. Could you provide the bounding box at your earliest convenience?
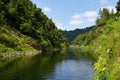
[32,0,118,30]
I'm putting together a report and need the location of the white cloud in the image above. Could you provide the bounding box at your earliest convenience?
[87,18,96,22]
[70,19,85,26]
[84,11,98,18]
[69,11,98,27]
[43,7,51,12]
[101,6,117,13]
[55,22,64,30]
[72,13,82,19]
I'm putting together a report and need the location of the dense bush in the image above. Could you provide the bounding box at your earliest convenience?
[72,1,120,79]
[0,0,66,53]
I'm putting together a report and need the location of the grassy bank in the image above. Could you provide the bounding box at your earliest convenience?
[72,1,120,79]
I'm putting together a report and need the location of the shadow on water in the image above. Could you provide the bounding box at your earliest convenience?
[67,47,96,61]
[0,47,94,80]
[0,50,67,80]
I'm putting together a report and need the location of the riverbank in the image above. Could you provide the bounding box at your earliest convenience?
[0,50,41,60]
[0,47,67,60]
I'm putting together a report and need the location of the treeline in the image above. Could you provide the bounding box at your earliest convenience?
[73,0,120,80]
[0,0,66,53]
[62,26,95,43]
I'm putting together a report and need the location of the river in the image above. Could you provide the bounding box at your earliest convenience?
[0,47,94,80]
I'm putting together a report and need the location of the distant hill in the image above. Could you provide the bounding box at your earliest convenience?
[62,26,95,43]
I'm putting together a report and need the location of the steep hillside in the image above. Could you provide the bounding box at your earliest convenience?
[0,0,66,53]
[72,1,120,80]
[62,26,94,43]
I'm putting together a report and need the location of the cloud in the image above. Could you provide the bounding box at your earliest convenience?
[43,7,51,12]
[84,11,98,18]
[69,11,98,27]
[70,19,85,26]
[55,22,65,30]
[72,13,82,19]
[70,13,85,26]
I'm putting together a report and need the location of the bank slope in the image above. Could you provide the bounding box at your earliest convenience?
[72,1,120,80]
[0,0,66,53]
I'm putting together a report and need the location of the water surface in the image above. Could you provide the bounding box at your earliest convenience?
[0,48,94,80]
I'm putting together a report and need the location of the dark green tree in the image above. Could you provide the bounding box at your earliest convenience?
[116,0,120,14]
[99,8,110,20]
[96,8,110,26]
[0,0,67,51]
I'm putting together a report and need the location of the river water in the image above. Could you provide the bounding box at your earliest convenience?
[0,47,94,80]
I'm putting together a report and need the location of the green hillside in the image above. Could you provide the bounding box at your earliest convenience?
[0,0,66,53]
[62,26,95,43]
[72,1,120,80]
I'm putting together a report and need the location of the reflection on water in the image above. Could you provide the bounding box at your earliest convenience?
[0,47,94,80]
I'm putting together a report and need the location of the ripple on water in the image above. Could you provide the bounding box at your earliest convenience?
[45,59,94,80]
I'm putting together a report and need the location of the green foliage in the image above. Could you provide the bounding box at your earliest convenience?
[0,0,66,53]
[72,1,120,79]
[116,0,120,14]
[96,8,110,26]
[99,8,110,20]
[62,26,95,43]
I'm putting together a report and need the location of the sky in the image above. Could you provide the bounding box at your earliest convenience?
[31,0,118,31]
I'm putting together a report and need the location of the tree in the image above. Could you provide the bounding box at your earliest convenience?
[96,8,110,26]
[99,8,110,20]
[0,0,66,51]
[116,0,120,14]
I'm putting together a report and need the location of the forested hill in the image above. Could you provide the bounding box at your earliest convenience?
[62,26,95,43]
[72,0,120,80]
[0,0,66,53]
